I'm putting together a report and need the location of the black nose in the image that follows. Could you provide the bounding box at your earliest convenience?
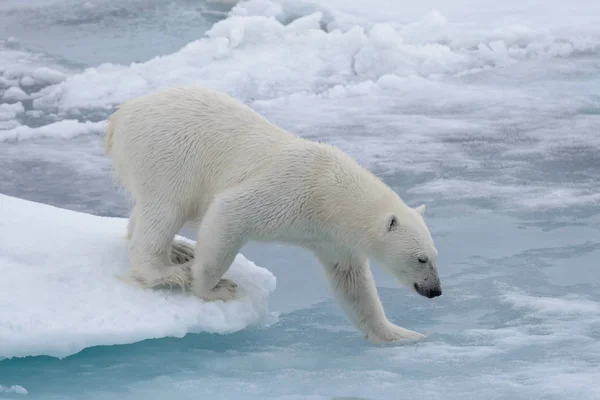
[414,283,442,298]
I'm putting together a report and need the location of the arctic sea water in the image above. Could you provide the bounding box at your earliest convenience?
[1,0,599,399]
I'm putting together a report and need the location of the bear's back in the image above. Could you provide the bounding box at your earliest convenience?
[109,86,301,192]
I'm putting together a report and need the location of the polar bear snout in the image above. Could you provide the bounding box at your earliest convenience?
[414,282,442,298]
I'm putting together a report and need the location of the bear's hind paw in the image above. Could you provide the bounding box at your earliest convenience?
[192,278,238,302]
[171,240,195,264]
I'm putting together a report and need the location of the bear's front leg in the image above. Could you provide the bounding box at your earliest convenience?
[190,191,248,302]
[315,247,425,344]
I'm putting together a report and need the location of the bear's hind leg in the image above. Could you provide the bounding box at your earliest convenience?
[121,203,191,290]
[125,206,137,240]
[125,205,194,265]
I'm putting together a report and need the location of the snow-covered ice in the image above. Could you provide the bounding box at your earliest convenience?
[0,194,276,360]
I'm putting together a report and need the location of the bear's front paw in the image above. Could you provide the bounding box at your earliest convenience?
[366,323,426,344]
[192,278,238,301]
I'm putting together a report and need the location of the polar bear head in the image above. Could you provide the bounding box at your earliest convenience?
[375,204,442,299]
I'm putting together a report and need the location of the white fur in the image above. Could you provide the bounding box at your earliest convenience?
[105,86,442,343]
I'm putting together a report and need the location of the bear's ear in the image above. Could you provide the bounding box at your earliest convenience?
[414,204,426,216]
[385,213,399,232]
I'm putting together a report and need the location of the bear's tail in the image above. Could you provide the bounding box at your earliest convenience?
[103,106,132,204]
[103,107,119,156]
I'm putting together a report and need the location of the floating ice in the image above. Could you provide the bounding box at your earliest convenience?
[1,86,27,102]
[24,0,600,113]
[0,119,105,142]
[3,0,593,218]
[0,194,276,359]
[30,67,67,85]
[407,179,600,210]
[0,385,28,395]
[19,75,36,87]
[0,102,23,120]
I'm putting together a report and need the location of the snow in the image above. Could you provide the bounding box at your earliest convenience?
[7,0,593,112]
[0,42,74,86]
[0,102,23,120]
[30,67,66,85]
[19,75,36,87]
[0,194,276,360]
[2,86,27,102]
[0,119,105,142]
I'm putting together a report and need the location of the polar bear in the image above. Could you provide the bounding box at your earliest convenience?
[104,86,442,343]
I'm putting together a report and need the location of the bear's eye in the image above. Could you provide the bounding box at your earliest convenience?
[418,257,428,264]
